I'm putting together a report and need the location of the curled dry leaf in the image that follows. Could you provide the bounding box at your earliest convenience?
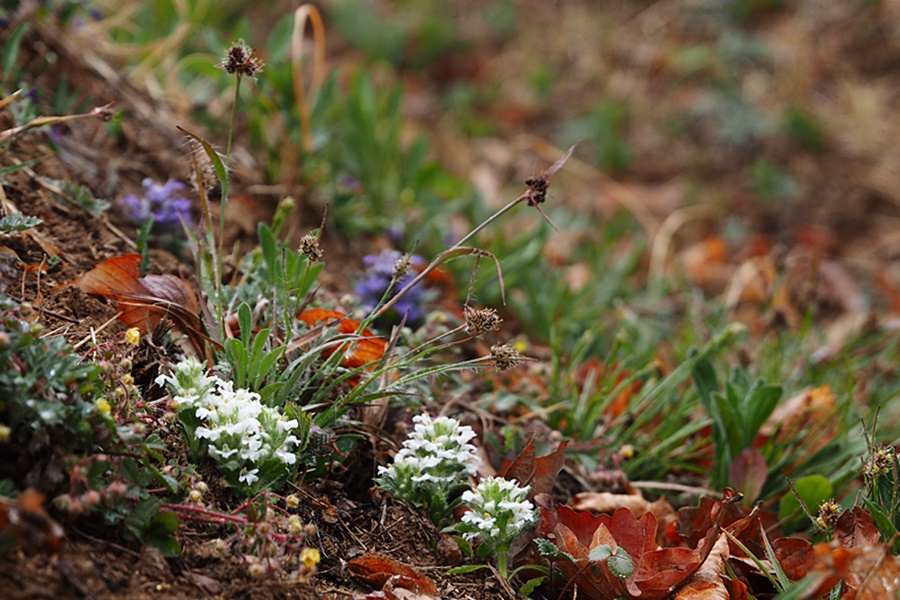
[498,438,568,499]
[672,534,744,600]
[70,254,210,358]
[345,553,438,597]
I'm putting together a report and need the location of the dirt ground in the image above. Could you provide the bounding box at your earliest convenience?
[2,1,900,598]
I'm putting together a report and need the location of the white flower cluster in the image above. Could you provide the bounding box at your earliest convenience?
[377,413,480,493]
[156,357,300,489]
[460,476,536,544]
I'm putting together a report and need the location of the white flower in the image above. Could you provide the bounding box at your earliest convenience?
[239,467,259,485]
[459,476,537,544]
[158,358,303,493]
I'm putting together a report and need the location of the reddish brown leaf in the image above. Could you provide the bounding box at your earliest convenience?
[499,439,567,498]
[70,254,209,357]
[550,496,732,600]
[346,553,437,596]
[772,537,815,580]
[834,505,881,549]
[573,492,678,545]
[297,308,387,370]
[667,489,779,558]
[728,448,768,506]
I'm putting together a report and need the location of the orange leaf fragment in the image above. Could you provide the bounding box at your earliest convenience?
[346,553,438,596]
[297,308,387,369]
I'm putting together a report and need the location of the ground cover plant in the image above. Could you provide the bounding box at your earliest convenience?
[2,1,900,598]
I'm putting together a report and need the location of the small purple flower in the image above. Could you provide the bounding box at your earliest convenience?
[120,178,193,227]
[356,249,428,324]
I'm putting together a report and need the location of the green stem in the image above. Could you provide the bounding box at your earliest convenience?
[496,547,509,580]
[220,73,243,278]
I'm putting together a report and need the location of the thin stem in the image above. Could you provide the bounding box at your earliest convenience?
[225,74,241,168]
[220,74,243,278]
[376,193,529,318]
[449,192,529,252]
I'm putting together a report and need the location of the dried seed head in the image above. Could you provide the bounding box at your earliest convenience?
[525,175,549,206]
[490,342,524,372]
[298,233,323,263]
[392,253,411,280]
[218,40,264,78]
[815,499,842,531]
[464,306,501,338]
[188,141,221,194]
[865,444,895,478]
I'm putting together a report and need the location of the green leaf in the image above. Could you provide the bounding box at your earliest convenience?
[588,544,613,562]
[447,564,490,575]
[238,302,253,340]
[449,535,472,558]
[0,213,42,235]
[1,23,29,87]
[772,574,819,600]
[780,475,832,524]
[0,158,42,179]
[146,511,181,557]
[518,576,546,597]
[608,549,634,579]
[862,497,900,552]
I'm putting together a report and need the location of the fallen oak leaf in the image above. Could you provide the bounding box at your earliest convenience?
[499,440,568,564]
[573,492,677,546]
[70,254,212,358]
[547,490,741,599]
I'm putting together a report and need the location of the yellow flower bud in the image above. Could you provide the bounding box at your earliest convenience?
[125,327,141,345]
[300,547,320,568]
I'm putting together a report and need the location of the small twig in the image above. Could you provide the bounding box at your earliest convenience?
[72,312,122,350]
[71,527,140,558]
[629,480,721,497]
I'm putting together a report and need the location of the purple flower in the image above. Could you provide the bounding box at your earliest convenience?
[120,178,193,227]
[356,249,428,324]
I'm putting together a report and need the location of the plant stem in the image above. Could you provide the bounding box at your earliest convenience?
[497,548,509,580]
[221,73,243,278]
[449,192,529,252]
[375,192,529,318]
